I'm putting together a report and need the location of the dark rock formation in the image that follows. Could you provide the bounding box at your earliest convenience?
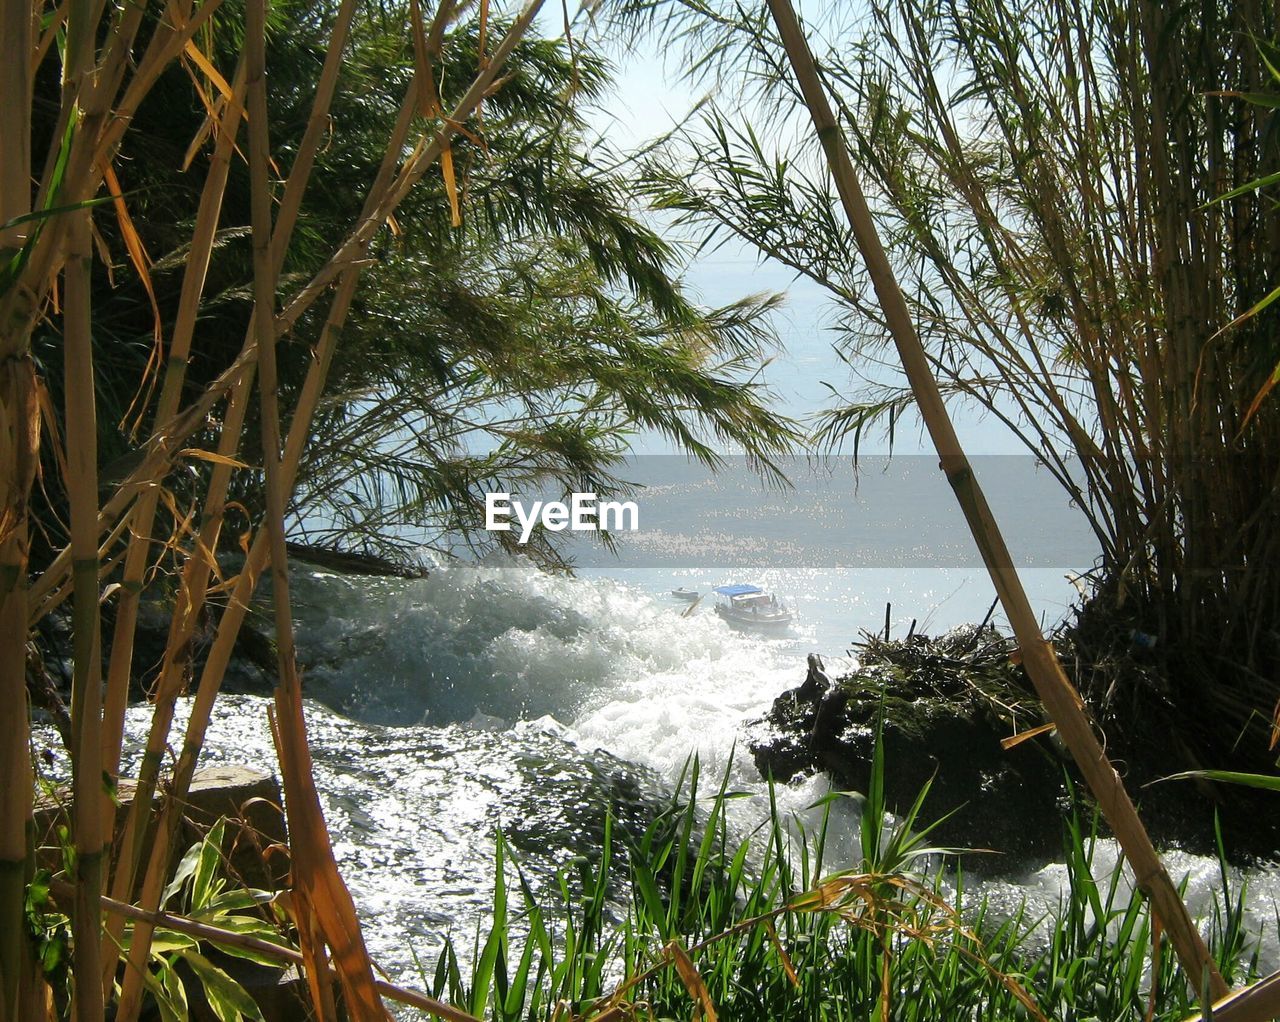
[749,624,1280,863]
[749,630,1072,862]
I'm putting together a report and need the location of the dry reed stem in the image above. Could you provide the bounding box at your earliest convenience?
[0,0,32,255]
[1183,968,1280,1022]
[0,0,226,363]
[106,0,355,946]
[242,0,385,1012]
[97,70,244,686]
[0,526,36,1022]
[760,0,1227,1001]
[26,4,545,1018]
[98,60,249,804]
[64,196,106,1022]
[113,23,431,1012]
[0,4,37,975]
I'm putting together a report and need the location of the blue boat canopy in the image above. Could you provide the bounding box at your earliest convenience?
[713,584,763,596]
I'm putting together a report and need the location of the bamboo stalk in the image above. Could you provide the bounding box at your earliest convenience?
[106,0,356,976]
[0,530,35,1022]
[108,387,261,1022]
[94,5,542,1008]
[243,0,390,1012]
[28,0,508,616]
[761,0,1227,1000]
[64,200,106,1022]
[0,0,32,256]
[0,0,227,362]
[113,60,432,1017]
[1184,969,1280,1022]
[99,60,249,800]
[60,26,109,1022]
[99,64,258,965]
[0,0,37,1013]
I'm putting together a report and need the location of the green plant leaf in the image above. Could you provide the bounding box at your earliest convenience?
[1158,769,1280,792]
[192,818,228,911]
[184,950,265,1022]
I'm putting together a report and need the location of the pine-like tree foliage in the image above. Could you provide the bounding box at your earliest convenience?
[29,0,797,569]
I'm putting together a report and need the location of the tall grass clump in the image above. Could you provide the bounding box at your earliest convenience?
[423,755,1263,1022]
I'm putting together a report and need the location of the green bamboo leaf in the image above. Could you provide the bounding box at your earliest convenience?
[163,837,205,907]
[184,950,265,1022]
[159,955,189,1020]
[139,960,185,1022]
[191,818,227,911]
[1204,168,1280,205]
[1158,768,1280,792]
[197,888,275,917]
[0,195,117,234]
[148,929,199,955]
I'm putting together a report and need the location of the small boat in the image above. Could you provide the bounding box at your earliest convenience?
[712,584,793,631]
[671,587,701,602]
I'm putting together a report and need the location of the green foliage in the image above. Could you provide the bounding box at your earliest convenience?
[1210,36,1280,421]
[28,0,799,572]
[1162,770,1280,794]
[24,870,72,1010]
[125,819,293,1022]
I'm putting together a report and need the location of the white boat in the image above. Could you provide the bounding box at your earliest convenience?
[712,584,793,630]
[671,587,700,601]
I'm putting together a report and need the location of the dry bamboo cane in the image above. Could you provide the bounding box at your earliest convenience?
[0,528,36,1022]
[99,0,360,766]
[113,51,442,1017]
[0,1,38,1015]
[761,0,1228,1001]
[103,0,346,890]
[242,0,392,1009]
[246,2,424,1016]
[99,60,251,796]
[106,0,358,975]
[1184,969,1280,1022]
[64,203,107,1022]
[198,3,546,1014]
[56,27,544,1007]
[107,396,263,1022]
[26,0,493,617]
[0,0,227,359]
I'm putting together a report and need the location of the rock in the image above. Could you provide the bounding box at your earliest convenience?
[35,765,289,893]
[748,626,1070,862]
